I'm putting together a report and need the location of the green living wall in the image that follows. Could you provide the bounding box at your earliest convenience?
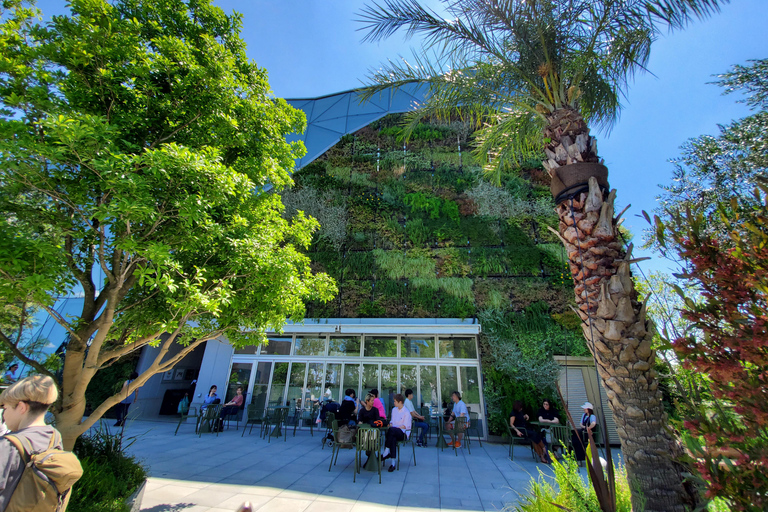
[281,114,587,433]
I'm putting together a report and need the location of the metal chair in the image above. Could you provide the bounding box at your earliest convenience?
[504,420,535,460]
[293,402,320,437]
[328,420,356,471]
[241,404,266,437]
[419,406,436,441]
[266,407,289,443]
[222,403,245,431]
[174,405,198,436]
[467,411,483,447]
[355,426,381,483]
[420,406,440,441]
[395,427,417,470]
[548,424,573,459]
[440,416,470,455]
[196,405,222,437]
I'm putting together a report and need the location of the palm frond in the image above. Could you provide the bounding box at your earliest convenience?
[356,0,730,173]
[473,109,544,185]
[639,0,729,29]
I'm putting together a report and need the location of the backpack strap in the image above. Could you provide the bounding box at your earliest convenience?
[5,428,61,463]
[4,434,32,464]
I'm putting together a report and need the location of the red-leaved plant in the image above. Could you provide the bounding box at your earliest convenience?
[654,186,768,511]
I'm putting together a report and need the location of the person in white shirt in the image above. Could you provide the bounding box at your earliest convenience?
[404,389,429,447]
[445,391,468,448]
[381,393,411,472]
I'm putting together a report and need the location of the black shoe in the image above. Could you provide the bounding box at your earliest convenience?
[388,465,395,472]
[364,457,370,467]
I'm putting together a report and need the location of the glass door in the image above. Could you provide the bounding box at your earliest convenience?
[287,362,307,409]
[227,363,252,404]
[270,362,289,405]
[251,362,272,410]
[342,363,361,399]
[381,364,397,415]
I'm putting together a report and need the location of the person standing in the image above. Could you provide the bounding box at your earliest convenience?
[0,375,80,510]
[2,364,18,384]
[114,371,139,427]
[403,389,429,447]
[573,401,597,462]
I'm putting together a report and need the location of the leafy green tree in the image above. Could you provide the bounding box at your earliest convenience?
[651,59,768,249]
[356,1,727,510]
[0,0,335,449]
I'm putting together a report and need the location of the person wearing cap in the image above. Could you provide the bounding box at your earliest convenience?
[573,402,597,461]
[0,375,60,509]
[579,402,597,439]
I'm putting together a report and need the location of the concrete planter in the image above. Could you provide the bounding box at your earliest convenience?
[126,479,147,512]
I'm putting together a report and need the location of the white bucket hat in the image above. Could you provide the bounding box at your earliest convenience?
[581,402,594,409]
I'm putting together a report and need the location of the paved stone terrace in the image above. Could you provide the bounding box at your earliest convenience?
[123,419,566,512]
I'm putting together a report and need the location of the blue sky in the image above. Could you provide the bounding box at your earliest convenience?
[35,0,768,274]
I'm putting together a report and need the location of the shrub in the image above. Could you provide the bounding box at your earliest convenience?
[281,186,348,250]
[70,424,148,512]
[514,452,634,512]
[654,187,768,511]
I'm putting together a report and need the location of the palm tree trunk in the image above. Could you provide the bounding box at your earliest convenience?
[544,107,695,512]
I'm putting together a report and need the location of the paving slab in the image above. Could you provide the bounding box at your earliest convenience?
[116,419,616,512]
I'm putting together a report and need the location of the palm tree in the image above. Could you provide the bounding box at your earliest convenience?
[357,1,727,510]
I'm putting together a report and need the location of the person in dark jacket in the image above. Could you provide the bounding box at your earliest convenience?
[336,388,357,426]
[357,393,381,425]
[357,393,382,467]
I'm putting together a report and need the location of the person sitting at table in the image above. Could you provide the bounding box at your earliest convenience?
[357,393,382,467]
[510,400,547,463]
[444,391,468,448]
[215,386,244,431]
[336,388,358,426]
[441,400,451,422]
[319,396,340,423]
[370,388,387,419]
[404,389,429,447]
[535,399,559,462]
[382,393,411,472]
[201,385,220,411]
[358,393,381,425]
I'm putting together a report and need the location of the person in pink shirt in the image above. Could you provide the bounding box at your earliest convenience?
[370,388,387,419]
[216,386,244,431]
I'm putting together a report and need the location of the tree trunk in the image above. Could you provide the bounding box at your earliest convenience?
[544,107,695,512]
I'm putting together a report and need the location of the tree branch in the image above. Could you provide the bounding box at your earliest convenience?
[0,330,54,379]
[148,113,202,149]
